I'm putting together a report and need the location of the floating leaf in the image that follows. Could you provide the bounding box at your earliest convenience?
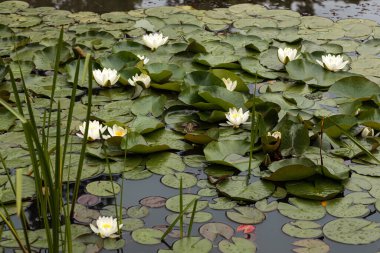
[218,237,257,253]
[264,158,316,181]
[85,181,120,197]
[158,237,212,253]
[278,198,326,220]
[216,177,275,202]
[161,172,197,188]
[282,221,322,239]
[226,206,266,224]
[132,228,164,245]
[285,177,343,200]
[323,218,380,245]
[199,223,234,241]
[140,196,167,208]
[292,239,330,253]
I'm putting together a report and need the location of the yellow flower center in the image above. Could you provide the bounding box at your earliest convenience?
[114,130,124,136]
[102,223,112,229]
[231,113,239,119]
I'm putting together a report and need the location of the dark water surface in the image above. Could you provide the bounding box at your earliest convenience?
[1,0,380,23]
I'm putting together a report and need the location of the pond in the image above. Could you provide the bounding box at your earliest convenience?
[0,0,380,253]
[1,0,380,23]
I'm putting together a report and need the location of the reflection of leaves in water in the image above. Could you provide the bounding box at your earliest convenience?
[6,0,364,15]
[15,0,143,13]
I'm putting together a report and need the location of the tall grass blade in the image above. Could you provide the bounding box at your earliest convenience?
[160,198,196,241]
[187,199,198,237]
[70,57,93,218]
[46,27,64,147]
[248,82,257,178]
[179,177,183,238]
[15,168,22,217]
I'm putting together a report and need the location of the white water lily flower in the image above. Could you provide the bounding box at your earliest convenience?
[128,73,151,88]
[222,78,237,91]
[316,54,349,72]
[76,120,107,141]
[361,127,374,138]
[142,33,168,50]
[225,108,249,128]
[277,47,298,64]
[137,55,149,65]
[92,68,120,87]
[90,216,123,238]
[108,124,127,137]
[268,131,281,139]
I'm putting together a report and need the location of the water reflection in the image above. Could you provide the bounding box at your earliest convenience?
[0,0,369,15]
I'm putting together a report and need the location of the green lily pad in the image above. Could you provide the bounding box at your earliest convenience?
[122,218,144,231]
[226,206,266,224]
[282,221,322,239]
[326,197,370,218]
[161,172,197,188]
[85,181,121,197]
[146,152,185,175]
[127,205,149,218]
[323,218,380,245]
[219,237,257,253]
[278,198,326,220]
[264,158,316,181]
[255,199,278,212]
[204,140,261,171]
[199,223,234,241]
[209,197,237,210]
[130,116,165,134]
[216,177,275,202]
[131,228,163,245]
[285,177,343,200]
[292,239,330,253]
[159,237,212,253]
[329,76,380,99]
[166,212,213,225]
[165,194,208,213]
[131,95,167,117]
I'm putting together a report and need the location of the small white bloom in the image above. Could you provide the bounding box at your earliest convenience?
[142,33,168,50]
[316,54,349,72]
[76,120,107,141]
[361,127,374,138]
[277,47,298,64]
[90,216,123,238]
[225,108,249,128]
[128,73,151,88]
[108,124,127,137]
[137,55,149,65]
[92,68,120,87]
[222,78,237,91]
[268,131,281,139]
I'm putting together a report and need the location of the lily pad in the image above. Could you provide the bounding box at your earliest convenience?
[323,218,380,245]
[199,223,234,241]
[131,228,164,245]
[219,237,257,253]
[165,194,208,213]
[85,181,121,197]
[216,177,275,202]
[161,172,197,188]
[226,206,266,224]
[282,221,322,239]
[159,237,212,253]
[292,239,330,253]
[278,198,326,220]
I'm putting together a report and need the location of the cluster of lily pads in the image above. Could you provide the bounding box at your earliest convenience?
[0,0,380,252]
